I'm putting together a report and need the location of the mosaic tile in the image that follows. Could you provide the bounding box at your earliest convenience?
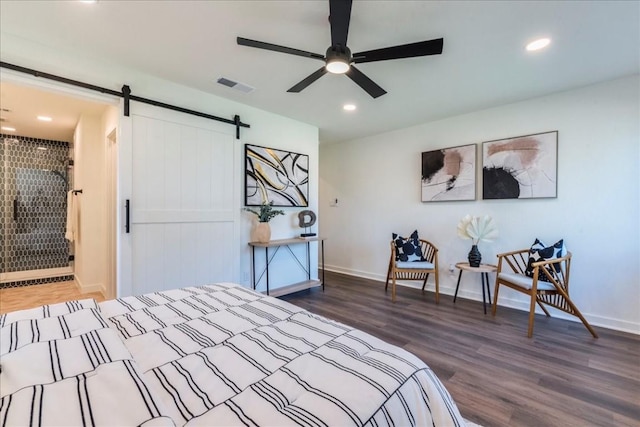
[0,275,75,289]
[1,135,72,274]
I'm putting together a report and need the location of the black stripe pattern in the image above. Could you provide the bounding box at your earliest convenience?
[98,283,465,426]
[0,301,174,426]
[1,283,464,426]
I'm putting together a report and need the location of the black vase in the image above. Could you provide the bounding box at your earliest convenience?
[468,244,482,267]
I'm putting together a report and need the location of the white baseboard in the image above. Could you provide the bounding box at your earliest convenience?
[324,264,481,297]
[493,295,640,335]
[1,266,73,283]
[324,265,639,335]
[74,275,105,297]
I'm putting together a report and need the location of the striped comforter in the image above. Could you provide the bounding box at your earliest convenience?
[1,283,466,426]
[0,299,173,426]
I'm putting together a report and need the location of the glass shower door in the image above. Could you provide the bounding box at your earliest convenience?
[1,136,70,281]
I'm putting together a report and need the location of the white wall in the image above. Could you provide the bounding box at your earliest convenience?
[2,33,319,296]
[73,113,106,293]
[320,75,640,334]
[101,105,119,299]
[239,116,320,291]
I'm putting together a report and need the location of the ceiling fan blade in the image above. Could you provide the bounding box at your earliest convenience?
[287,67,329,93]
[237,37,325,61]
[353,38,444,64]
[329,0,352,47]
[345,65,387,98]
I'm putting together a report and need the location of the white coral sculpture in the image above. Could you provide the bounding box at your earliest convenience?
[457,215,498,245]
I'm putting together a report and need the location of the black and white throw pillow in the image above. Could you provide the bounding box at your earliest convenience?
[525,238,567,282]
[392,230,426,262]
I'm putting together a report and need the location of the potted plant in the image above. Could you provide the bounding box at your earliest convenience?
[457,214,498,267]
[245,201,285,243]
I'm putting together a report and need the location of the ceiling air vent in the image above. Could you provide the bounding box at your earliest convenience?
[216,77,255,94]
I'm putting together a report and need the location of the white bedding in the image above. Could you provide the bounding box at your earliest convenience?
[0,299,174,426]
[1,283,466,426]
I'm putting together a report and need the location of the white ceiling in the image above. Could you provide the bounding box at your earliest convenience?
[0,81,108,141]
[0,1,638,144]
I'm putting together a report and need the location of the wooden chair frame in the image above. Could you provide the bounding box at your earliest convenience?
[492,249,598,338]
[385,239,439,303]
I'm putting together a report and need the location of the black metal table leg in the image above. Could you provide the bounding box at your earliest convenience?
[306,242,311,281]
[251,246,256,291]
[481,272,487,314]
[321,239,325,291]
[484,272,492,309]
[265,247,269,296]
[453,270,463,303]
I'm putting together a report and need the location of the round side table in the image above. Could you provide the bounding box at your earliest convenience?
[454,262,498,314]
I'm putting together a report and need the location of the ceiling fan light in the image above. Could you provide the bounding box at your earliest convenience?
[325,45,352,74]
[326,60,350,74]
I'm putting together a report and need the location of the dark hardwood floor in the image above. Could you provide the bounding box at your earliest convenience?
[280,271,640,427]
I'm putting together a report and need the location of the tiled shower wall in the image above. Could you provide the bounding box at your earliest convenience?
[1,134,71,274]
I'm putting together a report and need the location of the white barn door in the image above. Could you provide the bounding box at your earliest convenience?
[119,102,239,297]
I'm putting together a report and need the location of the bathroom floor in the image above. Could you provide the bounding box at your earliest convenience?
[0,280,105,314]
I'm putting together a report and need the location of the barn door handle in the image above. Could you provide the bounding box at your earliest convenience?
[125,199,130,233]
[13,199,18,221]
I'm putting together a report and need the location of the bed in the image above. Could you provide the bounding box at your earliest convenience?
[1,283,466,426]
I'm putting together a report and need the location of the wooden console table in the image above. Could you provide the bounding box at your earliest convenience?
[248,237,325,296]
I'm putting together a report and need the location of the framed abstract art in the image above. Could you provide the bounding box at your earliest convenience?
[245,144,309,207]
[482,131,558,199]
[421,143,476,202]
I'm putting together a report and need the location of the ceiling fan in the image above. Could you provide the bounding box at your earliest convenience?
[237,0,443,99]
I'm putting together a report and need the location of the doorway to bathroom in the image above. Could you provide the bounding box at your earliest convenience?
[0,78,119,295]
[0,134,73,284]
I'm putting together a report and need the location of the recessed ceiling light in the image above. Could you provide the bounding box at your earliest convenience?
[37,116,53,122]
[343,104,356,111]
[526,38,551,52]
[79,0,98,3]
[37,147,48,151]
[1,126,16,132]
